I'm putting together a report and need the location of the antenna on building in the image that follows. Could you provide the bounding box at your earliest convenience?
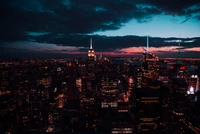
[99,50,102,58]
[90,37,93,49]
[178,35,181,64]
[147,29,149,53]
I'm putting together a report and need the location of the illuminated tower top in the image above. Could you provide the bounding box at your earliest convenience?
[100,51,102,58]
[178,36,181,64]
[147,30,149,53]
[88,38,94,57]
[90,38,93,49]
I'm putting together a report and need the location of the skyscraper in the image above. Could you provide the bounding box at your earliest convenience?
[87,38,95,79]
[88,38,95,57]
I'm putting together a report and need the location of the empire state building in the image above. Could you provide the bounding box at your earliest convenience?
[88,38,95,57]
[87,38,95,79]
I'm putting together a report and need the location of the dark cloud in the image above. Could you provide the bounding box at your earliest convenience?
[1,35,200,52]
[140,0,200,15]
[1,0,200,41]
[0,0,163,41]
[196,15,200,20]
[1,0,200,58]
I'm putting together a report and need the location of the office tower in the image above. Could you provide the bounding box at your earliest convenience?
[0,69,10,89]
[58,94,65,108]
[78,64,87,76]
[0,94,17,133]
[184,91,200,134]
[123,63,129,74]
[135,87,162,133]
[111,112,133,134]
[29,100,43,131]
[142,34,163,80]
[67,62,78,99]
[76,75,97,131]
[134,68,143,89]
[63,99,80,132]
[171,64,187,79]
[170,64,188,106]
[158,69,169,85]
[100,73,118,110]
[187,74,199,94]
[80,91,97,132]
[76,78,82,93]
[171,77,187,102]
[186,75,200,115]
[87,38,95,79]
[15,103,30,132]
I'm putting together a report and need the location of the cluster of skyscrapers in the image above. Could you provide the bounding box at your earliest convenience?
[0,37,200,133]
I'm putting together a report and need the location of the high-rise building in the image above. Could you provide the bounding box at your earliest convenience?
[111,112,133,134]
[87,38,95,79]
[142,34,164,80]
[88,38,95,57]
[135,87,162,133]
[187,75,199,94]
[67,62,78,99]
[80,91,97,132]
[184,91,200,133]
[0,95,17,133]
[134,68,143,89]
[100,73,118,110]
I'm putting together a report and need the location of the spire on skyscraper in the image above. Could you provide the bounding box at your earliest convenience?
[88,38,95,57]
[147,29,149,53]
[100,50,102,58]
[90,38,93,49]
[178,35,181,64]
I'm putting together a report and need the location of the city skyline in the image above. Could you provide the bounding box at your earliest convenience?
[1,0,200,58]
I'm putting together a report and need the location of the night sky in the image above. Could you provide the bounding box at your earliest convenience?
[1,0,200,58]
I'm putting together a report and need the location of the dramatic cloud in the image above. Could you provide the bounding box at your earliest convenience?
[0,0,200,58]
[183,47,200,52]
[117,46,181,54]
[140,0,200,16]
[116,46,200,54]
[2,0,199,41]
[2,41,87,53]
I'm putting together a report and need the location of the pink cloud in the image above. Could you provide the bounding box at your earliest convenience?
[4,41,200,57]
[63,51,137,56]
[117,46,181,54]
[183,47,200,52]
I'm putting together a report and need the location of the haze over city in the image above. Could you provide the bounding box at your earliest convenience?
[1,0,200,58]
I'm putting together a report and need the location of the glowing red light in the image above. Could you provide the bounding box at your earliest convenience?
[69,62,72,67]
[180,66,185,70]
[170,65,174,69]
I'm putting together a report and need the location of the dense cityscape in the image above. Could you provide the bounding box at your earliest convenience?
[0,37,200,133]
[1,0,200,133]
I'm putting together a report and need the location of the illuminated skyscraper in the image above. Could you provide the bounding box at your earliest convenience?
[142,34,162,80]
[187,74,199,94]
[135,87,162,133]
[88,38,95,57]
[87,38,95,78]
[100,73,118,109]
[67,62,78,99]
